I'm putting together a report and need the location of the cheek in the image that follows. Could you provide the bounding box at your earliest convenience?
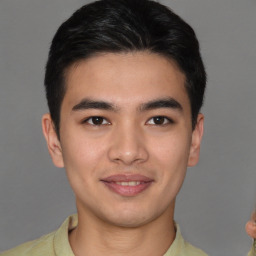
[61,137,106,203]
[152,133,191,187]
[152,132,191,166]
[60,133,106,180]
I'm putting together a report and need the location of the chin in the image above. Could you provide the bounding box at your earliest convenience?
[99,208,159,228]
[106,216,151,228]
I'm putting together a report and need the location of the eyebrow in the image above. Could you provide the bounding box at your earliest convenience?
[72,98,118,111]
[139,97,183,112]
[72,97,183,112]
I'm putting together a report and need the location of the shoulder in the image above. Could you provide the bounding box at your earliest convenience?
[0,215,77,256]
[0,232,55,256]
[182,241,208,256]
[164,223,208,256]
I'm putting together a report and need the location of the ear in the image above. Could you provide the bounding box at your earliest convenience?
[188,113,204,167]
[42,113,64,168]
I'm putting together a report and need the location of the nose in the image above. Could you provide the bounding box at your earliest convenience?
[107,123,149,165]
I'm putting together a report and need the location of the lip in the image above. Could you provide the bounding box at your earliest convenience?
[100,174,154,197]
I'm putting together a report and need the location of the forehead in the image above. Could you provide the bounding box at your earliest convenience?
[63,52,189,110]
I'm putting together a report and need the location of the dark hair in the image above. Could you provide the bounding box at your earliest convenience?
[45,0,206,135]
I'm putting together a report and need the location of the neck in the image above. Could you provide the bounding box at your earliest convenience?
[69,203,176,256]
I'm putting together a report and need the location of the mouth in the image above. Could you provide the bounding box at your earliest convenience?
[100,174,154,197]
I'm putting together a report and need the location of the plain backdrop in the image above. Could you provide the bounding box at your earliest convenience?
[0,1,256,255]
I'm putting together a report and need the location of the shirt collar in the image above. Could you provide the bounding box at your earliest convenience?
[53,215,185,256]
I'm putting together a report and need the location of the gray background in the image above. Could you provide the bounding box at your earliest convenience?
[0,0,255,255]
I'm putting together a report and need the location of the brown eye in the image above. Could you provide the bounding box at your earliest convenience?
[153,116,165,125]
[84,116,110,125]
[91,117,104,125]
[146,116,173,125]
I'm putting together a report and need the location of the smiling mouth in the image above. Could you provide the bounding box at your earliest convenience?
[115,181,145,186]
[101,175,154,196]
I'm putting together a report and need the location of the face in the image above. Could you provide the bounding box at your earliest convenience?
[42,52,204,228]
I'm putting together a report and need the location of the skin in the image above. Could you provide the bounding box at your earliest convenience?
[246,212,256,239]
[42,52,204,256]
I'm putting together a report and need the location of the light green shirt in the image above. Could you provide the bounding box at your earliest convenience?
[248,240,256,256]
[0,214,207,256]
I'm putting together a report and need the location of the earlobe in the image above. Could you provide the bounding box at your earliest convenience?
[42,113,64,168]
[188,113,204,167]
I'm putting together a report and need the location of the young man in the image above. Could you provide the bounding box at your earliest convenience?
[1,0,207,255]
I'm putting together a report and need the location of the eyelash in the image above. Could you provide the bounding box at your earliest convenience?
[146,116,174,126]
[82,116,110,126]
[82,116,174,126]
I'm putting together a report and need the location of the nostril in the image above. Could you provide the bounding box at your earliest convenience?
[108,146,149,165]
[107,128,149,164]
